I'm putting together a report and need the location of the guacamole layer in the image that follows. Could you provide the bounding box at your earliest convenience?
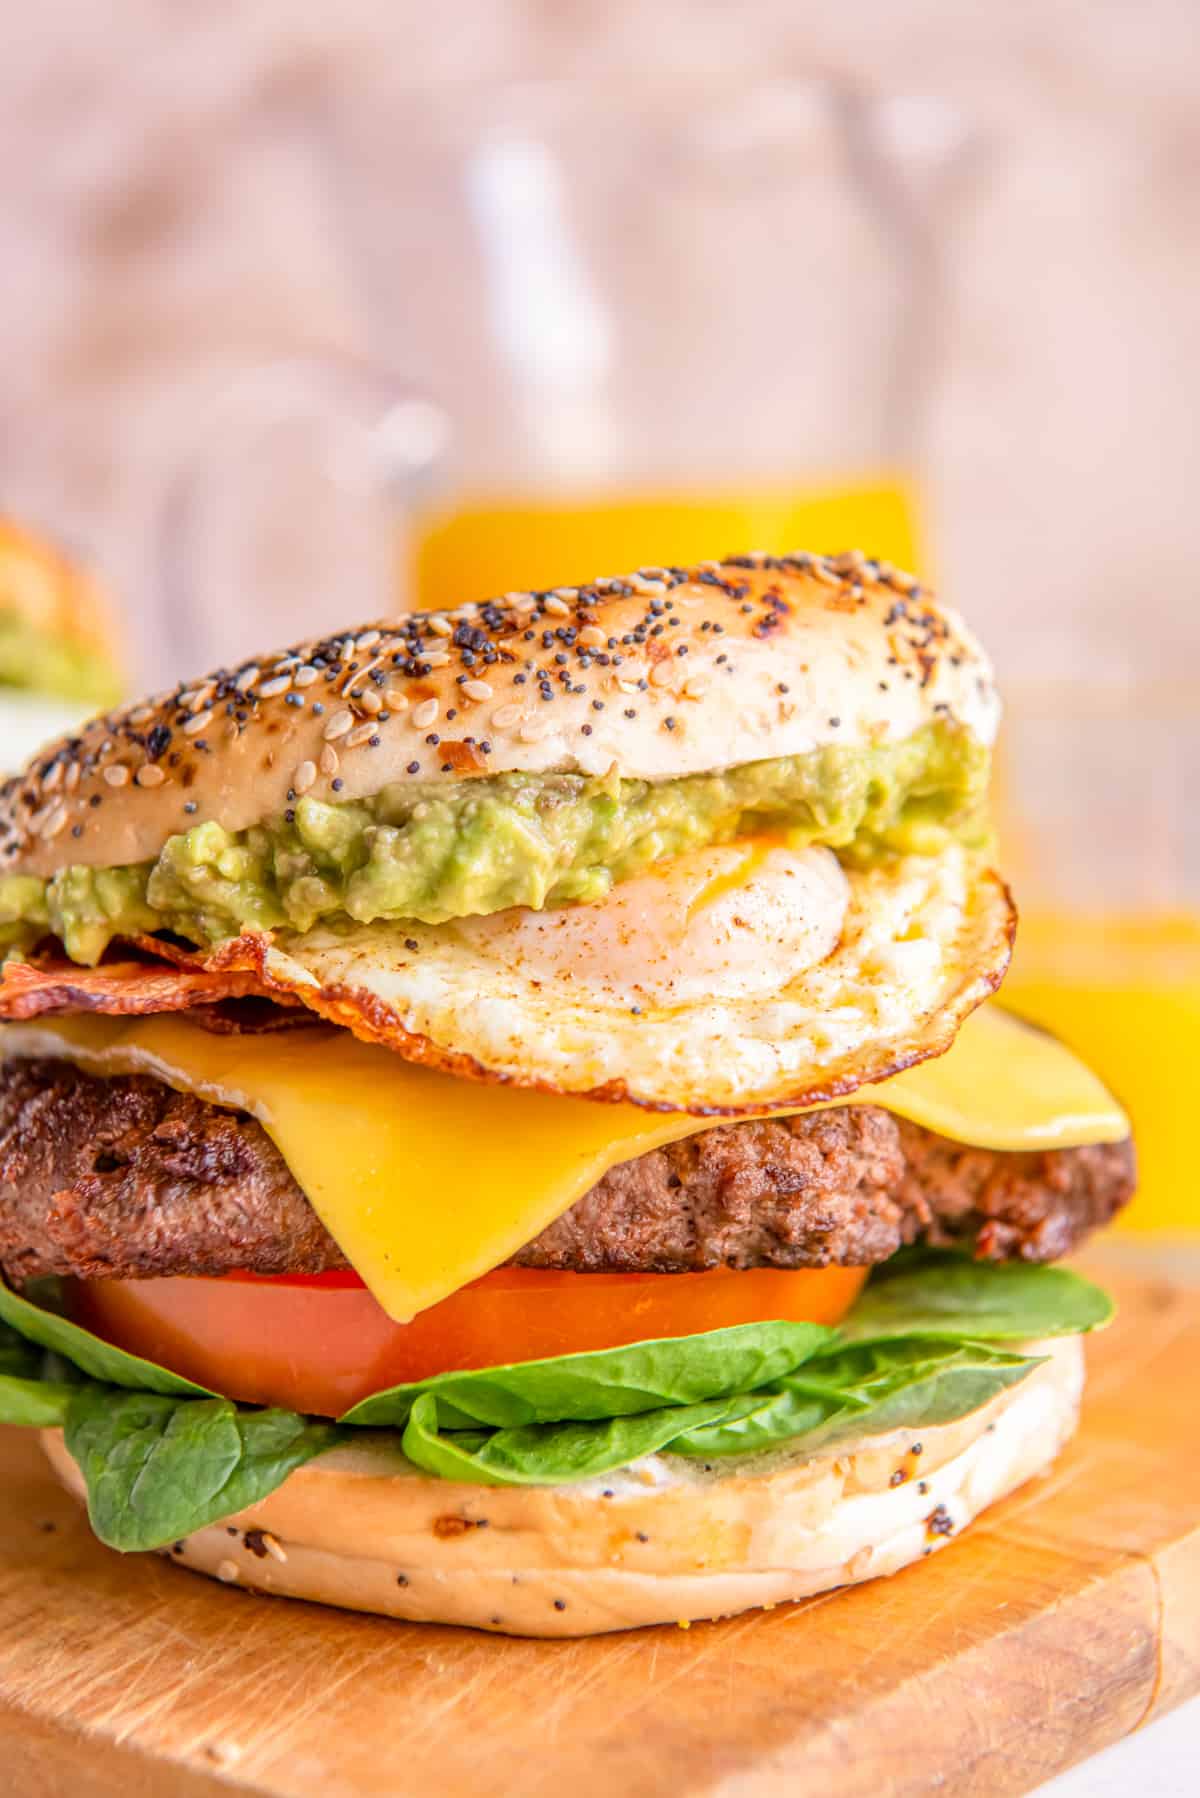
[0,722,989,966]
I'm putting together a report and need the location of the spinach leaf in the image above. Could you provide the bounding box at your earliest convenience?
[0,1375,74,1427]
[402,1390,745,1486]
[64,1386,344,1552]
[399,1337,1044,1486]
[0,1318,76,1426]
[835,1254,1112,1346]
[0,1280,214,1397]
[344,1319,834,1428]
[671,1338,1042,1460]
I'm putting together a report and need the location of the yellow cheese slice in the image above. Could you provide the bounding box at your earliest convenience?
[0,1006,1128,1322]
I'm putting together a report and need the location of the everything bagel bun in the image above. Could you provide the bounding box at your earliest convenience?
[43,1337,1082,1638]
[0,551,997,878]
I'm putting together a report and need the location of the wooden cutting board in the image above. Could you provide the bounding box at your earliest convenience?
[0,1269,1197,1798]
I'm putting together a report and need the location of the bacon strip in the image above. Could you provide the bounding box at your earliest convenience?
[0,953,286,1020]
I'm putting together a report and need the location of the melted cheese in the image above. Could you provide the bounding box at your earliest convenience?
[0,1006,1128,1322]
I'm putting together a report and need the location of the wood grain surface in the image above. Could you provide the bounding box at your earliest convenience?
[0,1269,1197,1798]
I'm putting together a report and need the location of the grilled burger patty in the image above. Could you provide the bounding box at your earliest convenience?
[0,1058,1135,1285]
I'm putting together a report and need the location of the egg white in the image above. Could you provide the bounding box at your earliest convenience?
[261,842,1012,1113]
[454,842,849,1008]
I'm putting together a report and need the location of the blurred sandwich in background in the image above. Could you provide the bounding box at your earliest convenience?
[0,518,123,768]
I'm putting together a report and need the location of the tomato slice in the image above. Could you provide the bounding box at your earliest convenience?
[67,1263,869,1418]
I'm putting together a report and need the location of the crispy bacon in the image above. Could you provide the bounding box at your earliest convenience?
[0,953,287,1021]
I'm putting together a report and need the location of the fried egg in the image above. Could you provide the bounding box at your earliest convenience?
[455,842,849,1008]
[259,841,1014,1113]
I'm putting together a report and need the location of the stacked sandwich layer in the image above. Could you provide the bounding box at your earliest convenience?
[0,553,1133,1634]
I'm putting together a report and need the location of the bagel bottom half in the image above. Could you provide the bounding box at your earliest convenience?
[41,1337,1082,1638]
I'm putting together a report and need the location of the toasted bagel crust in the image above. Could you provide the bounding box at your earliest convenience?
[0,552,997,878]
[43,1336,1081,1636]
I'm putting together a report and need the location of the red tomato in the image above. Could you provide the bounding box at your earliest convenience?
[68,1263,869,1417]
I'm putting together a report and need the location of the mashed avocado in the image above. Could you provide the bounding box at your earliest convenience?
[0,722,989,965]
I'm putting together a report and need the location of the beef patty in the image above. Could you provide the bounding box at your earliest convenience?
[0,1058,1135,1285]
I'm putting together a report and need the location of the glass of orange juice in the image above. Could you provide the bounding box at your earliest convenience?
[150,77,979,676]
[393,77,975,607]
[997,683,1200,1233]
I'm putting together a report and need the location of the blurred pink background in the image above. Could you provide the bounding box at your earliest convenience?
[0,2,1196,692]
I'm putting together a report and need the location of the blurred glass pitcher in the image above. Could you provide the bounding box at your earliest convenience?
[154,73,979,680]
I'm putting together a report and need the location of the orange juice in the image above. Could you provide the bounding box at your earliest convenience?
[409,477,919,611]
[1001,913,1200,1232]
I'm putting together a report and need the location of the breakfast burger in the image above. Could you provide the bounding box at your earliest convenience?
[0,552,1133,1636]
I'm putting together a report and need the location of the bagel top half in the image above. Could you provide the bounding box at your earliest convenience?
[0,551,997,879]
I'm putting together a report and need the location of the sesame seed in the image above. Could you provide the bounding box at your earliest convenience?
[182,709,214,736]
[323,709,354,741]
[319,745,339,776]
[292,665,319,688]
[542,595,570,618]
[519,719,548,744]
[128,705,155,726]
[422,649,451,669]
[577,624,607,649]
[411,699,439,730]
[257,675,292,700]
[40,802,68,839]
[426,614,453,637]
[102,765,131,788]
[293,760,317,795]
[136,764,166,788]
[491,702,523,729]
[356,629,381,650]
[216,1559,240,1584]
[383,687,409,711]
[461,679,493,702]
[346,722,377,749]
[358,688,383,714]
[41,761,64,794]
[234,666,260,692]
